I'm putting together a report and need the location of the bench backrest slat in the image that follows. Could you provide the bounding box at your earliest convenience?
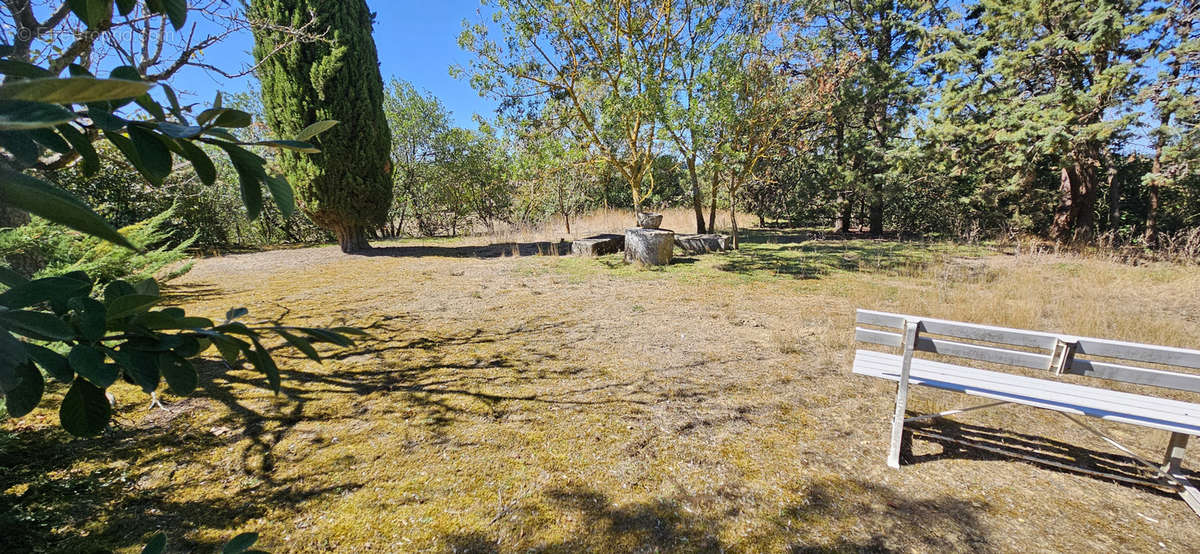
[1069,359,1200,394]
[854,309,1200,394]
[1073,338,1200,370]
[855,327,1050,370]
[856,309,1058,349]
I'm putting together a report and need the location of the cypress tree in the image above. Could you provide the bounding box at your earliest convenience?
[247,0,392,252]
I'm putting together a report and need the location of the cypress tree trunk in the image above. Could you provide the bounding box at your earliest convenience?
[333,224,370,253]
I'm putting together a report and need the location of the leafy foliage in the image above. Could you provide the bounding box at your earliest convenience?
[0,269,363,436]
[0,0,357,439]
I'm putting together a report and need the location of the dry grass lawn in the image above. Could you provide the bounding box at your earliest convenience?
[3,225,1199,553]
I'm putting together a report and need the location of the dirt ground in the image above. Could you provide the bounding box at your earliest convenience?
[3,231,1199,552]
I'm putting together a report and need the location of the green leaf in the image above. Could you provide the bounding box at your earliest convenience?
[140,532,167,554]
[0,267,28,288]
[219,145,266,219]
[0,169,134,249]
[67,64,94,77]
[209,334,247,365]
[172,336,203,358]
[160,84,187,122]
[86,108,127,132]
[0,330,29,391]
[0,275,91,309]
[133,278,159,296]
[116,0,137,17]
[0,309,75,340]
[176,140,217,186]
[277,329,321,362]
[109,348,158,393]
[104,280,136,304]
[198,108,253,129]
[25,343,73,382]
[29,127,72,154]
[202,127,240,142]
[264,174,295,218]
[56,123,100,175]
[150,0,188,31]
[126,127,173,185]
[69,297,107,341]
[59,377,111,437]
[158,353,197,395]
[134,94,166,121]
[0,60,53,79]
[67,0,112,29]
[105,130,161,186]
[69,345,117,388]
[0,130,41,167]
[295,120,339,142]
[251,139,321,153]
[154,121,203,139]
[0,77,152,104]
[223,532,260,554]
[4,361,44,417]
[105,294,160,321]
[0,100,76,131]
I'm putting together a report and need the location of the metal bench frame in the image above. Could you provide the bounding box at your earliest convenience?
[852,309,1200,516]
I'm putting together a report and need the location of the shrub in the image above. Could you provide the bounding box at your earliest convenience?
[0,205,193,284]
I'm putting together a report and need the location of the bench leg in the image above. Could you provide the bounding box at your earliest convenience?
[1163,432,1189,474]
[887,321,920,469]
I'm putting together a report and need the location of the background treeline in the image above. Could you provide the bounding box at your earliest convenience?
[28,0,1200,253]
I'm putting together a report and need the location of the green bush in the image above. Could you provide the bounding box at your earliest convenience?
[0,206,194,284]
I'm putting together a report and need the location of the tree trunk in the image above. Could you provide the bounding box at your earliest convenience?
[834,191,852,233]
[687,158,706,234]
[708,169,718,232]
[1146,161,1161,246]
[1051,155,1099,243]
[334,223,371,253]
[1107,163,1120,232]
[729,178,740,249]
[868,186,884,237]
[1146,113,1171,246]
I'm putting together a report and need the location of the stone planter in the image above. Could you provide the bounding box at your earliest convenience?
[636,212,663,229]
[570,234,625,256]
[674,233,730,254]
[624,228,674,266]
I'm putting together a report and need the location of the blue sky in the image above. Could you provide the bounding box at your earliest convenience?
[169,1,497,129]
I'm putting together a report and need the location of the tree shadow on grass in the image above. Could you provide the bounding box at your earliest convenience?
[353,241,572,259]
[716,229,944,280]
[0,315,658,552]
[443,477,993,553]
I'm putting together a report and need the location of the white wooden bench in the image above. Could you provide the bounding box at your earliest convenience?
[851,309,1200,515]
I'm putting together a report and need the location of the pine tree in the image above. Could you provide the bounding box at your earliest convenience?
[247,0,393,252]
[929,0,1147,242]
